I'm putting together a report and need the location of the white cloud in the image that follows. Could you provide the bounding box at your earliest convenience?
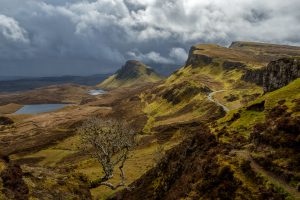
[127,50,174,64]
[169,47,188,63]
[0,0,300,76]
[0,14,29,43]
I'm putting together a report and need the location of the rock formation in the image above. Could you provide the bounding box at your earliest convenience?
[242,57,300,92]
[185,46,213,67]
[98,60,162,89]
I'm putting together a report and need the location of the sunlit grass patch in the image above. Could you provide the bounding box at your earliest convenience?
[23,149,76,167]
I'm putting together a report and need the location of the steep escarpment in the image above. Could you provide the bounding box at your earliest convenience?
[186,42,300,70]
[141,43,268,133]
[185,46,213,67]
[242,58,300,92]
[98,60,162,89]
[116,42,300,200]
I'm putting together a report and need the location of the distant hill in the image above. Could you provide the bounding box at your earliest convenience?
[0,74,110,93]
[98,60,163,89]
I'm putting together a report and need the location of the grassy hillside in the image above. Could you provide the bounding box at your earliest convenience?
[214,79,300,197]
[214,78,300,141]
[116,72,300,200]
[1,42,300,200]
[114,43,300,199]
[141,43,271,133]
[140,42,300,133]
[98,60,162,89]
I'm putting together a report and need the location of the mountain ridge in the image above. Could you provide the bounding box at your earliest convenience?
[98,60,162,89]
[112,42,300,200]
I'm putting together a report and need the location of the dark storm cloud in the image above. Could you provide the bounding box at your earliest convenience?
[0,0,300,76]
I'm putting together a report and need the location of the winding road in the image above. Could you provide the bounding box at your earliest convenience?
[207,90,230,112]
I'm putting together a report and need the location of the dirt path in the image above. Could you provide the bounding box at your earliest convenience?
[207,90,229,112]
[234,150,300,199]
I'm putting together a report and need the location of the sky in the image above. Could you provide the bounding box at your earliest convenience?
[0,0,300,77]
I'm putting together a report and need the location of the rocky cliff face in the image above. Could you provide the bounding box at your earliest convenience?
[263,58,300,92]
[242,58,300,92]
[185,46,213,67]
[185,45,247,70]
[242,69,264,86]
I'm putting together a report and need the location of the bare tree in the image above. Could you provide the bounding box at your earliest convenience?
[78,117,136,190]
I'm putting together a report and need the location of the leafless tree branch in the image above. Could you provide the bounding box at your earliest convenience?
[78,117,136,190]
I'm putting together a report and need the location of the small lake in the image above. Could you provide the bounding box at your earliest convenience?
[14,104,68,114]
[88,89,106,96]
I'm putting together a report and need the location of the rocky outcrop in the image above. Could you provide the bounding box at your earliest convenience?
[242,58,300,92]
[263,58,300,92]
[185,46,212,67]
[222,61,246,70]
[185,46,247,70]
[115,60,156,80]
[242,69,264,86]
[98,60,162,89]
[246,101,265,112]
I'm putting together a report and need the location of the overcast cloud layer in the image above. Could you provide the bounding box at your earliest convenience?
[0,0,300,76]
